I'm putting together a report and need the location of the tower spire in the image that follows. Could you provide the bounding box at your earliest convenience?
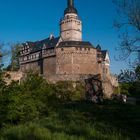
[64,0,77,15]
[68,0,74,7]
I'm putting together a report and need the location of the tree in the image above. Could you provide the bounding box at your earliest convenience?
[135,65,140,80]
[113,0,140,61]
[118,69,136,83]
[0,43,7,87]
[0,43,4,69]
[0,42,11,70]
[10,43,21,71]
[0,71,50,125]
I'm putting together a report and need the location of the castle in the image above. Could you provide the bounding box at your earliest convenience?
[19,0,117,96]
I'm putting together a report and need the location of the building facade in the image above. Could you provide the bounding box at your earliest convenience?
[19,0,117,96]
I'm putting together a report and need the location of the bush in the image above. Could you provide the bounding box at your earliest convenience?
[0,72,50,125]
[0,72,85,126]
[119,83,132,95]
[0,72,84,125]
[119,82,140,97]
[54,81,85,101]
[130,81,140,97]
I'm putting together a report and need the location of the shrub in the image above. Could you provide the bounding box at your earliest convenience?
[0,72,50,125]
[119,83,132,95]
[54,81,85,101]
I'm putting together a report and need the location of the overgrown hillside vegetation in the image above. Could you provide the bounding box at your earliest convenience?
[118,66,140,98]
[0,71,140,140]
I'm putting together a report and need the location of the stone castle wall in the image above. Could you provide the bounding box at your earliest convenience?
[19,47,117,97]
[43,56,56,77]
[20,60,43,73]
[56,47,102,75]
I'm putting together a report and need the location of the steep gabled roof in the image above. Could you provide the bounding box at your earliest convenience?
[96,44,102,50]
[23,37,60,53]
[101,50,108,60]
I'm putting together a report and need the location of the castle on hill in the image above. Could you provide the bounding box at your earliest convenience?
[19,0,118,96]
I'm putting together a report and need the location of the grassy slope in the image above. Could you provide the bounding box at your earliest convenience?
[1,100,140,140]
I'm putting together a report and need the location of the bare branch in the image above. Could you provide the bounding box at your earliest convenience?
[113,0,140,62]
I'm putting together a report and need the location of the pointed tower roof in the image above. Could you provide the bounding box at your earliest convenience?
[64,0,78,15]
[96,44,102,50]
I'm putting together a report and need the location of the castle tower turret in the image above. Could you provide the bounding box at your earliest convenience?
[60,0,82,41]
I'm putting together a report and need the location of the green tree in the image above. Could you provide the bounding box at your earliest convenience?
[9,43,21,71]
[135,65,140,80]
[0,71,50,125]
[0,43,7,89]
[118,67,140,96]
[0,43,4,69]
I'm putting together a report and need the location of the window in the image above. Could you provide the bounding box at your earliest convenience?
[36,54,39,58]
[24,56,27,61]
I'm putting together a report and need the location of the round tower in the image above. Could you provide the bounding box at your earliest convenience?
[60,0,82,41]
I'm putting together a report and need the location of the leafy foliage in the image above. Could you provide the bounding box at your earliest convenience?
[119,83,132,95]
[7,43,21,71]
[0,71,85,126]
[0,71,140,139]
[0,72,49,125]
[135,65,140,80]
[54,81,85,101]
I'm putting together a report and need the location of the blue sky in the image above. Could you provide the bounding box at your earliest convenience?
[0,0,129,74]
